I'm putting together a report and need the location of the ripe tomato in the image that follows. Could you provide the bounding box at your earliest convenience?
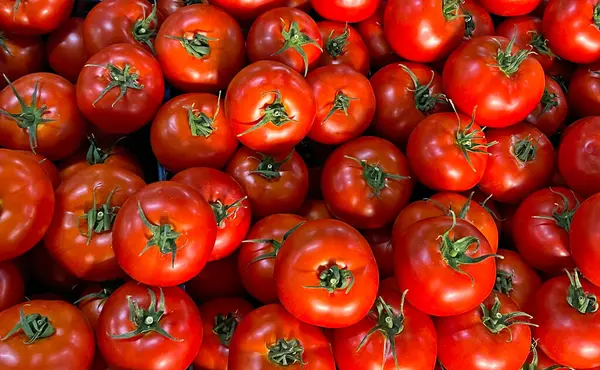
[97,282,203,370]
[370,62,447,147]
[297,199,332,220]
[194,298,254,369]
[225,61,316,155]
[558,117,600,197]
[0,260,24,312]
[531,270,600,368]
[524,75,568,137]
[355,4,399,70]
[512,187,581,274]
[237,214,306,303]
[443,36,545,128]
[462,0,494,40]
[228,303,336,369]
[496,16,556,71]
[0,150,54,261]
[46,18,88,83]
[14,150,61,189]
[317,22,369,75]
[172,167,252,261]
[112,181,217,286]
[362,228,394,279]
[0,0,74,35]
[322,136,413,229]
[312,0,379,23]
[570,193,600,287]
[186,252,246,301]
[155,4,245,93]
[494,249,542,310]
[478,0,541,16]
[384,0,465,62]
[76,43,165,135]
[0,33,44,89]
[568,63,600,118]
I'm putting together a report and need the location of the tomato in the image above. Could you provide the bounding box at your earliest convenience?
[407,112,491,191]
[531,270,600,368]
[436,293,533,370]
[225,61,316,155]
[0,299,94,369]
[479,0,541,16]
[494,249,542,310]
[394,214,498,316]
[155,4,245,93]
[186,252,246,301]
[384,0,465,63]
[370,62,447,147]
[355,4,400,70]
[157,0,206,16]
[0,150,54,261]
[462,0,494,40]
[0,32,43,89]
[570,193,600,287]
[112,181,217,286]
[0,0,74,35]
[558,117,600,198]
[316,0,381,22]
[76,43,165,135]
[226,147,309,219]
[14,150,61,189]
[543,0,600,64]
[194,298,254,369]
[524,75,568,137]
[568,63,600,118]
[317,22,369,75]
[523,343,572,369]
[97,282,203,370]
[29,245,81,293]
[321,136,413,229]
[228,303,335,370]
[443,36,545,128]
[512,187,581,274]
[46,18,88,83]
[496,16,556,71]
[297,199,332,220]
[362,228,394,279]
[76,283,115,331]
[0,260,24,312]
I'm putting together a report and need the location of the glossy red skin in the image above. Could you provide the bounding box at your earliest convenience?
[46,18,88,83]
[479,0,540,16]
[333,284,437,370]
[532,0,550,16]
[569,63,600,118]
[322,136,413,229]
[0,260,24,312]
[0,33,44,89]
[208,0,286,22]
[317,22,370,76]
[312,0,379,23]
[226,146,309,219]
[275,219,379,328]
[0,300,94,370]
[14,150,61,189]
[406,112,490,191]
[0,150,54,261]
[76,284,112,331]
[112,181,217,287]
[225,61,316,155]
[151,93,237,172]
[478,123,555,204]
[306,65,375,145]
[362,228,394,279]
[384,0,465,63]
[0,73,85,160]
[531,275,600,368]
[30,245,81,292]
[525,75,568,137]
[495,249,542,310]
[157,0,188,16]
[462,0,494,40]
[570,194,600,287]
[194,298,254,369]
[228,304,335,370]
[0,0,74,35]
[297,199,332,220]
[512,187,580,274]
[393,216,496,316]
[186,252,246,302]
[98,282,203,370]
[58,145,143,182]
[543,0,600,64]
[436,293,532,370]
[76,43,165,135]
[355,5,399,70]
[443,36,545,128]
[496,16,555,71]
[155,4,245,93]
[558,117,600,197]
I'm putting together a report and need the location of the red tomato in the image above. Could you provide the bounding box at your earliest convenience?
[317,22,369,75]
[97,282,203,370]
[0,0,74,35]
[76,284,114,331]
[29,245,81,292]
[312,0,379,23]
[494,249,542,310]
[370,62,448,147]
[443,36,545,128]
[225,61,316,154]
[297,199,332,220]
[76,43,165,135]
[363,228,394,279]
[496,16,556,71]
[570,193,600,287]
[46,18,88,83]
[355,4,400,70]
[14,150,61,189]
[478,0,541,16]
[0,33,44,89]
[384,0,465,62]
[186,252,246,302]
[524,75,568,137]
[155,4,245,93]
[112,181,217,286]
[151,93,237,172]
[568,63,600,118]
[462,0,494,40]
[0,260,24,312]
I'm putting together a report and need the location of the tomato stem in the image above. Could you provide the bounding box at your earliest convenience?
[13,0,20,13]
[74,287,113,306]
[480,295,537,342]
[244,221,305,265]
[303,264,355,294]
[137,201,181,268]
[210,196,248,227]
[238,90,295,137]
[463,8,475,39]
[344,155,410,198]
[212,312,240,347]
[325,23,349,58]
[86,63,144,107]
[566,269,599,314]
[85,134,124,165]
[453,107,497,171]
[78,186,120,245]
[513,135,538,163]
[494,270,514,295]
[1,308,55,344]
[527,30,556,59]
[249,150,294,180]
[442,0,463,21]
[594,4,600,30]
[491,35,533,77]
[400,64,446,114]
[532,188,579,231]
[187,92,221,137]
[323,91,358,123]
[479,194,504,221]
[267,338,306,366]
[0,32,12,56]
[522,341,574,370]
[273,20,322,76]
[165,32,216,59]
[457,191,474,219]
[539,89,558,117]
[132,1,159,53]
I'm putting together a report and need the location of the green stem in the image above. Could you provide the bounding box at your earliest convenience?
[521,341,574,370]
[137,201,180,268]
[454,108,497,171]
[210,196,248,227]
[539,89,558,117]
[244,221,305,265]
[494,270,514,295]
[527,31,556,59]
[213,312,240,347]
[86,63,144,107]
[491,35,533,77]
[531,188,579,231]
[399,64,447,114]
[566,269,598,314]
[267,338,306,366]
[481,295,537,342]
[187,92,221,137]
[132,1,159,53]
[513,135,538,163]
[443,0,463,21]
[272,20,322,76]
[323,91,357,123]
[74,287,113,306]
[13,0,20,13]
[325,24,349,58]
[594,4,600,31]
[249,151,294,180]
[85,134,124,165]
[237,91,295,137]
[78,186,120,245]
[1,308,55,344]
[303,265,355,294]
[165,32,216,59]
[0,32,11,55]
[344,155,410,198]
[463,8,475,39]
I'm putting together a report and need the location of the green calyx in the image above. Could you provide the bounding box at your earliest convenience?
[245,221,305,265]
[267,338,306,366]
[442,0,463,21]
[481,295,536,342]
[78,186,120,245]
[238,91,295,137]
[492,36,533,77]
[74,287,113,306]
[304,264,355,294]
[479,193,503,221]
[323,91,358,123]
[249,150,293,180]
[132,1,159,53]
[344,155,410,198]
[566,269,599,314]
[213,312,240,347]
[87,63,144,107]
[273,20,322,76]
[539,89,558,117]
[85,134,122,165]
[454,108,497,171]
[211,196,248,227]
[527,31,556,59]
[12,0,21,13]
[187,93,221,137]
[109,288,183,341]
[0,75,54,154]
[532,188,579,232]
[513,135,538,163]
[0,32,11,55]
[494,270,514,295]
[137,201,180,268]
[166,32,215,59]
[1,308,55,344]
[522,342,574,370]
[463,9,475,38]
[594,4,600,30]
[325,24,349,58]
[400,64,446,114]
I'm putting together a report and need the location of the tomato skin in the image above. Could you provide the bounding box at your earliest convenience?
[462,0,494,40]
[59,145,143,183]
[495,249,542,310]
[14,150,61,189]
[76,43,165,135]
[297,199,332,220]
[570,194,600,287]
[225,61,316,155]
[355,5,400,70]
[312,0,379,23]
[76,284,114,331]
[0,260,25,312]
[186,252,247,302]
[0,0,74,35]
[317,22,370,76]
[496,16,555,71]
[478,0,541,16]
[208,0,286,22]
[155,4,245,93]
[46,18,88,83]
[568,63,600,118]
[112,181,217,287]
[362,228,394,279]
[524,75,568,137]
[0,33,44,89]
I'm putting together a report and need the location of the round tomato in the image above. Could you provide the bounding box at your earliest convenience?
[0,0,74,35]
[363,228,394,279]
[97,282,203,370]
[112,181,217,286]
[155,4,245,93]
[317,22,370,75]
[570,193,600,287]
[524,75,568,137]
[478,0,541,16]
[494,249,542,310]
[186,252,247,301]
[46,18,88,83]
[312,0,379,22]
[355,4,400,70]
[462,0,494,40]
[297,199,332,220]
[496,16,556,71]
[14,150,61,189]
[0,32,44,89]
[0,260,24,312]
[568,63,600,118]
[76,43,165,135]
[76,283,115,331]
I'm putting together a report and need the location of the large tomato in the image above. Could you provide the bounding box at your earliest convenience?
[97,282,203,370]
[362,228,394,279]
[0,0,74,35]
[317,22,369,75]
[570,193,600,287]
[496,16,556,71]
[478,0,541,16]
[462,0,494,40]
[46,18,88,83]
[494,249,542,310]
[112,181,217,286]
[312,0,379,23]
[356,4,400,70]
[524,75,568,137]
[568,63,600,118]
[155,4,245,93]
[76,43,165,134]
[0,32,44,89]
[225,61,316,155]
[186,252,246,302]
[0,260,24,312]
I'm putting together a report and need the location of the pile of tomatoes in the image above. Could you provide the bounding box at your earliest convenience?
[1,0,600,369]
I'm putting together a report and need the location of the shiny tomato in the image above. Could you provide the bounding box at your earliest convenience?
[157,0,206,16]
[525,75,568,137]
[355,4,400,70]
[297,199,332,220]
[317,22,369,75]
[0,260,24,312]
[496,16,556,71]
[568,63,600,118]
[155,4,245,93]
[494,249,542,310]
[76,43,165,135]
[13,150,61,189]
[312,0,379,22]
[479,0,541,16]
[112,181,217,286]
[76,283,115,331]
[362,228,394,279]
[46,18,88,83]
[570,193,600,287]
[0,32,43,89]
[0,0,74,35]
[462,0,494,40]
[186,252,246,301]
